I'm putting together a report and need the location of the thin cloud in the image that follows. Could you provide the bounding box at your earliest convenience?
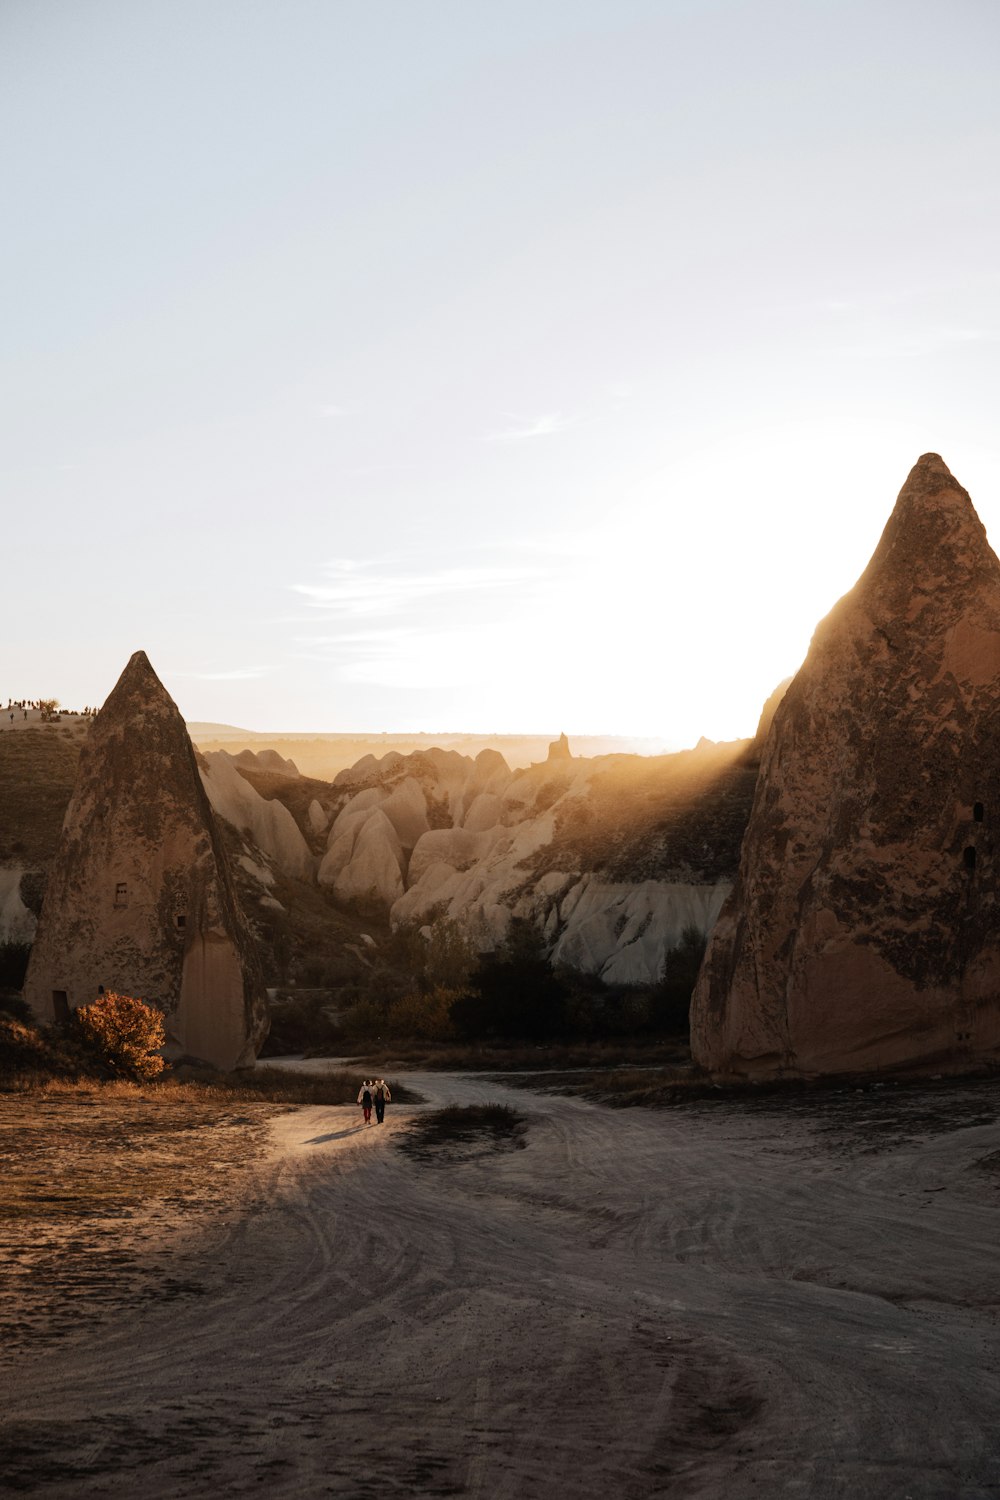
[291,559,548,620]
[288,550,562,689]
[483,412,576,442]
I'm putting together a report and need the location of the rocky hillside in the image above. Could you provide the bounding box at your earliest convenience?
[3,720,769,990]
[0,720,88,946]
[288,733,763,985]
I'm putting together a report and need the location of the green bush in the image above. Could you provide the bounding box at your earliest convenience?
[72,992,166,1081]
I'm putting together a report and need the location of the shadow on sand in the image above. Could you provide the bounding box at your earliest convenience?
[305,1126,366,1145]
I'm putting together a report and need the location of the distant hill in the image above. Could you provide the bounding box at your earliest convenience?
[187,727,678,780]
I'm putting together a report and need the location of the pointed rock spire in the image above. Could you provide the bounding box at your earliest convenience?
[24,652,268,1069]
[691,456,1000,1078]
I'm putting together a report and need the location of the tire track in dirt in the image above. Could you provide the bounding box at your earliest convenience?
[4,1069,1000,1496]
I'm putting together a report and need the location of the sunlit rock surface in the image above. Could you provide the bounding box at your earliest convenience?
[691,455,1000,1078]
[320,734,754,982]
[552,878,731,985]
[23,652,268,1070]
[230,747,300,778]
[200,752,314,882]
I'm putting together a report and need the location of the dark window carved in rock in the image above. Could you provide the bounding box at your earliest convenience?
[964,847,977,871]
[175,914,186,929]
[974,802,984,822]
[114,881,128,907]
[52,990,69,1024]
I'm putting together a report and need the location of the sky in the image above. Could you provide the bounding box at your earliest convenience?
[3,0,1000,745]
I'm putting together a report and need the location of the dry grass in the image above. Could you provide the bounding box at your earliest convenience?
[0,1094,279,1225]
[0,1089,284,1352]
[1,1062,420,1108]
[170,1064,421,1106]
[0,724,85,865]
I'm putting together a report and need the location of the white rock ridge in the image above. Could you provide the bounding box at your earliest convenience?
[316,739,744,982]
[200,752,314,883]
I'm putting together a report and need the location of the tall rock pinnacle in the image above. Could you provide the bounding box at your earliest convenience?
[691,455,1000,1077]
[24,651,268,1069]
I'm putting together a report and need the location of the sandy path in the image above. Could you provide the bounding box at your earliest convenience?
[4,1070,1000,1497]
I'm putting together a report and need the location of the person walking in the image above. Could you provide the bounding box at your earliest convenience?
[373,1078,391,1124]
[358,1080,373,1125]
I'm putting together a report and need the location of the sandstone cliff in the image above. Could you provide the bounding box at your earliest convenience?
[23,652,268,1069]
[691,454,1000,1078]
[320,738,755,984]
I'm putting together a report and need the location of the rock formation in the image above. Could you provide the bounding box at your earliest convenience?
[691,454,1000,1078]
[547,732,573,762]
[319,735,750,979]
[230,747,300,778]
[199,751,314,881]
[23,652,268,1069]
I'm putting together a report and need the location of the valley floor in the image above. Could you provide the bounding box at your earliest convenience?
[3,1067,1000,1497]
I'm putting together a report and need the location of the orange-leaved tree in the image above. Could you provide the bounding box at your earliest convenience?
[72,992,166,1081]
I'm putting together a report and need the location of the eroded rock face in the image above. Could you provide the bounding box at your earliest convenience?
[691,455,1000,1078]
[23,652,268,1069]
[199,752,314,881]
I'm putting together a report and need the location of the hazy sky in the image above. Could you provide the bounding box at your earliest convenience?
[4,1,1000,743]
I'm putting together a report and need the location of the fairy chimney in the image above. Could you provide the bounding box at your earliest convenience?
[691,454,1000,1078]
[23,651,268,1069]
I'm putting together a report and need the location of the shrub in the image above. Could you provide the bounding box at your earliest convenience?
[340,994,389,1044]
[0,990,34,1025]
[451,918,568,1041]
[652,924,708,1034]
[72,992,166,1081]
[383,917,481,992]
[387,985,458,1041]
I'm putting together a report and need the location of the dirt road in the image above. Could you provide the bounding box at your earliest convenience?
[4,1069,1000,1497]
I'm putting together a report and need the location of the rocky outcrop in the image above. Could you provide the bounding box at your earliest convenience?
[322,808,405,907]
[307,798,329,835]
[199,752,314,882]
[691,455,1000,1079]
[552,878,731,985]
[23,652,268,1070]
[318,733,755,980]
[547,733,573,763]
[230,747,300,778]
